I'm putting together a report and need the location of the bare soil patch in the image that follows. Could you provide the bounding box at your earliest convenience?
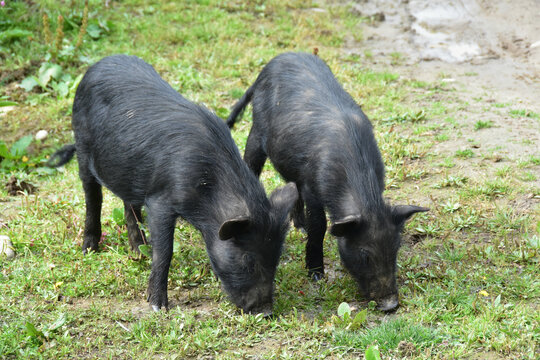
[351,0,540,165]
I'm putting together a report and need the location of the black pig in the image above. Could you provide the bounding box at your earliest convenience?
[50,55,298,314]
[227,52,428,311]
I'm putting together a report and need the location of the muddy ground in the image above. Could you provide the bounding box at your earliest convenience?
[350,0,539,164]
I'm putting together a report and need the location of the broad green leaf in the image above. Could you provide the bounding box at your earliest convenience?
[138,244,152,257]
[112,207,125,225]
[48,313,67,331]
[350,309,367,329]
[337,302,351,318]
[25,322,45,339]
[63,16,79,30]
[35,166,57,175]
[365,345,381,360]
[0,100,17,107]
[86,24,102,39]
[0,29,32,43]
[19,76,39,92]
[0,158,16,170]
[54,81,69,98]
[38,63,63,89]
[70,73,84,94]
[10,135,33,157]
[0,142,11,159]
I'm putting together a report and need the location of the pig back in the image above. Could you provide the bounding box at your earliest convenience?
[254,53,385,202]
[71,55,253,211]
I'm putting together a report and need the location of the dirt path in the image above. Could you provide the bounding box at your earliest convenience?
[350,0,540,164]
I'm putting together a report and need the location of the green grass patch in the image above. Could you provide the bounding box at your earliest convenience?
[509,109,540,119]
[0,0,538,359]
[474,120,494,130]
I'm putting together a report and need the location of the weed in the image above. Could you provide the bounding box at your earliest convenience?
[20,62,83,99]
[434,175,468,188]
[495,165,512,178]
[382,109,426,124]
[455,149,474,159]
[332,302,368,330]
[441,200,461,213]
[436,133,449,141]
[390,51,402,65]
[474,120,493,130]
[469,179,510,198]
[0,95,17,107]
[509,109,539,119]
[365,345,382,360]
[438,157,455,168]
[0,135,54,174]
[519,171,537,181]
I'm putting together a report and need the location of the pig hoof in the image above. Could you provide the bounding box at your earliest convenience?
[260,311,274,320]
[82,246,98,255]
[147,292,168,311]
[309,271,324,282]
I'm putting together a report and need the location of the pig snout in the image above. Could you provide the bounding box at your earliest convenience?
[238,284,274,317]
[376,293,399,312]
[247,302,273,318]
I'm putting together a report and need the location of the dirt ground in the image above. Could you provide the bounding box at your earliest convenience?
[350,0,540,163]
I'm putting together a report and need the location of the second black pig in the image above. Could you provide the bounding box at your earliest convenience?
[227,52,428,311]
[50,55,298,315]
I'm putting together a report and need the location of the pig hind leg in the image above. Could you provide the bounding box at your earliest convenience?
[78,156,103,254]
[304,192,327,281]
[243,126,267,177]
[124,202,147,253]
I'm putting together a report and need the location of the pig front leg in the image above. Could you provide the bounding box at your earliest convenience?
[145,200,176,311]
[303,191,327,281]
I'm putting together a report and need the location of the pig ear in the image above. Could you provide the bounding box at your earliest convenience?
[219,217,251,240]
[330,215,364,237]
[392,205,429,225]
[269,182,299,222]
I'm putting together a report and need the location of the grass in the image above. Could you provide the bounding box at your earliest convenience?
[1,0,539,359]
[474,120,494,130]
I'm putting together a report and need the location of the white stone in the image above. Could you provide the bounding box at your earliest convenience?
[35,130,48,141]
[0,235,15,259]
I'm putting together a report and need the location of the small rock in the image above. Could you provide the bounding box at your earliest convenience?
[369,12,385,22]
[530,40,540,49]
[0,235,15,259]
[0,106,15,117]
[35,130,48,141]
